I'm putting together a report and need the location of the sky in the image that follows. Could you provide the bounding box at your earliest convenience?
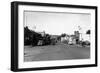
[24,11,91,36]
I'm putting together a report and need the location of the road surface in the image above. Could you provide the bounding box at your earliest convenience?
[24,43,90,62]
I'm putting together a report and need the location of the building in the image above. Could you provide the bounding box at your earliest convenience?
[68,35,76,45]
[74,31,80,44]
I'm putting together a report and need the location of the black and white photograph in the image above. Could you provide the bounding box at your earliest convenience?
[24,11,91,62]
[11,1,97,71]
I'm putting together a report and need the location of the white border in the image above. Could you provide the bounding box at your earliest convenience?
[18,5,95,68]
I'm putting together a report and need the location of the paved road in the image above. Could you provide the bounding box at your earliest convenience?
[24,43,90,62]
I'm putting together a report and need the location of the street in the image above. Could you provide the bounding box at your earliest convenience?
[24,43,90,62]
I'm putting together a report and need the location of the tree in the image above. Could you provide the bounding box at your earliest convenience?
[24,26,32,45]
[86,30,90,42]
[86,30,90,34]
[24,26,42,46]
[61,33,66,37]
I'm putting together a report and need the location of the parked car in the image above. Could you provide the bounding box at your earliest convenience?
[79,40,90,47]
